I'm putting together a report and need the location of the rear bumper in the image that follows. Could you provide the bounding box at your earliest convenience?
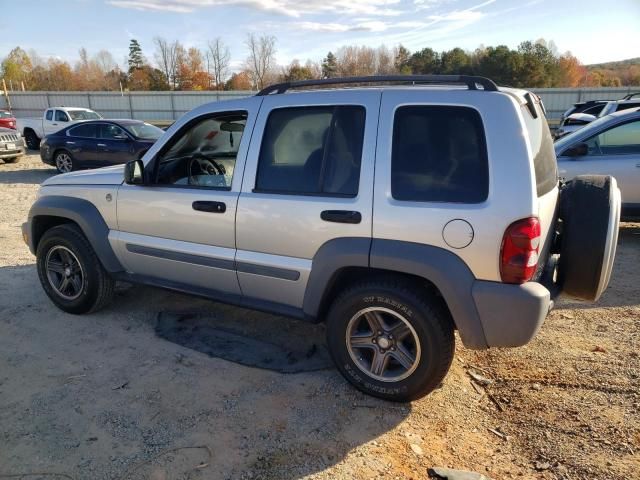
[472,281,551,348]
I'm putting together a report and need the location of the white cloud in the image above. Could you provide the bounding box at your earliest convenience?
[107,0,404,17]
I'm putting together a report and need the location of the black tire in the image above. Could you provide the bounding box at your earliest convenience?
[36,224,115,314]
[326,277,454,402]
[557,175,620,301]
[25,130,40,150]
[2,156,20,163]
[54,149,74,173]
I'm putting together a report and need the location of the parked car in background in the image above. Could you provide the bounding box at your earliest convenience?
[555,108,640,218]
[0,110,17,129]
[40,119,164,173]
[560,100,609,123]
[555,93,640,139]
[17,107,102,150]
[0,127,25,164]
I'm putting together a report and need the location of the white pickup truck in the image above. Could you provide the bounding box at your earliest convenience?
[17,107,102,149]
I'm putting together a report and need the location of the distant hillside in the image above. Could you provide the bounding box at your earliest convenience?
[587,57,640,69]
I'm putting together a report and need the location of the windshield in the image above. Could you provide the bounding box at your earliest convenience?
[67,110,102,120]
[0,111,12,118]
[555,114,617,151]
[125,122,164,140]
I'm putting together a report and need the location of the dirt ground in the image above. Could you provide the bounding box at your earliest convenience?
[0,153,638,480]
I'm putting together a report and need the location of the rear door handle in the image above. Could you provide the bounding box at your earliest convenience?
[192,200,226,213]
[66,141,75,145]
[320,210,362,224]
[97,143,107,147]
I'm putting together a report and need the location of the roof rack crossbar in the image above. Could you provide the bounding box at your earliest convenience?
[256,75,499,96]
[623,92,640,100]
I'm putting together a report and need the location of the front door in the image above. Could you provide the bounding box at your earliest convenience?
[96,123,136,166]
[235,90,379,308]
[112,99,261,295]
[46,109,70,135]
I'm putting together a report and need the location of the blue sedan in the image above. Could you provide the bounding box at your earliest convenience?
[40,119,164,173]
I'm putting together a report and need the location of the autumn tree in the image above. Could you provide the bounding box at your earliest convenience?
[245,34,277,90]
[281,60,315,81]
[153,37,179,89]
[557,53,585,87]
[1,47,33,89]
[224,71,253,90]
[207,38,230,90]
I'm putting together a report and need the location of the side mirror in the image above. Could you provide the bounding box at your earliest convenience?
[563,142,588,158]
[124,159,145,185]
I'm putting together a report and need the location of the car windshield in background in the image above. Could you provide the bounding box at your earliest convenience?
[0,111,13,118]
[68,110,101,120]
[126,122,164,140]
[554,114,615,150]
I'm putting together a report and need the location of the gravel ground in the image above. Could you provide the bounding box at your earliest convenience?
[0,153,638,480]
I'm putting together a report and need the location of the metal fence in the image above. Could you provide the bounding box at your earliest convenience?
[2,87,639,122]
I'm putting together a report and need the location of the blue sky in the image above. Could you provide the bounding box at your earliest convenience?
[3,0,639,70]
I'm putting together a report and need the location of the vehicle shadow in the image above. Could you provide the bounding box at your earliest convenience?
[0,264,411,480]
[555,222,640,310]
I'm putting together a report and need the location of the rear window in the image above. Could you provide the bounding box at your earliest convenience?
[68,124,97,138]
[0,111,12,118]
[391,105,488,203]
[522,102,557,196]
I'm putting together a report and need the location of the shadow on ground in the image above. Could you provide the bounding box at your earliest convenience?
[0,265,410,480]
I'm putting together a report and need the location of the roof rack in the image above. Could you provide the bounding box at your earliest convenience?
[622,92,640,100]
[256,75,499,96]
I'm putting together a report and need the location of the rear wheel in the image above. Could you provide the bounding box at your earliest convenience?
[2,156,20,163]
[557,175,621,301]
[36,224,114,314]
[326,277,454,402]
[25,130,40,150]
[54,150,74,173]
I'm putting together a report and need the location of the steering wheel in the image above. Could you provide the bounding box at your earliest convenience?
[188,154,226,184]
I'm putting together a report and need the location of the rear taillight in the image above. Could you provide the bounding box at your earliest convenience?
[500,217,541,284]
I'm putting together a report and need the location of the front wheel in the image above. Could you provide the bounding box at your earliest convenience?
[54,150,74,173]
[326,277,454,402]
[36,224,114,314]
[25,130,40,150]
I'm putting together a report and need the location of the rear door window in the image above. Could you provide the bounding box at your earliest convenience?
[256,106,365,196]
[68,124,97,138]
[45,110,53,121]
[391,105,488,203]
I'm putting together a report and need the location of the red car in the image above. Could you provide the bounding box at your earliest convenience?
[0,110,16,129]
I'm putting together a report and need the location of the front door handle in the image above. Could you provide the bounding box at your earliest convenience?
[192,200,226,213]
[320,210,362,224]
[97,143,107,147]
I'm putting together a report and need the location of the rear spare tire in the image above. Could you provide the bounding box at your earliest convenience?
[557,175,621,301]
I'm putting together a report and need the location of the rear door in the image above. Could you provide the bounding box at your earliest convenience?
[236,90,379,308]
[65,123,98,165]
[96,123,136,166]
[558,119,640,206]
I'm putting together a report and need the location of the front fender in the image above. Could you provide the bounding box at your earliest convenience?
[26,195,124,273]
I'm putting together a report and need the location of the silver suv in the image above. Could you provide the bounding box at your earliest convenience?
[23,76,621,401]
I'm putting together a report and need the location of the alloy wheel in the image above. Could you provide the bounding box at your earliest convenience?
[346,306,421,382]
[55,153,72,173]
[45,246,84,300]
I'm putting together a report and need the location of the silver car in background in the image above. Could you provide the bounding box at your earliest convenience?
[555,108,640,218]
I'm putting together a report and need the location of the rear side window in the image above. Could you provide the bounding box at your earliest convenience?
[391,106,488,203]
[45,110,53,121]
[522,103,557,196]
[256,106,365,196]
[68,124,97,138]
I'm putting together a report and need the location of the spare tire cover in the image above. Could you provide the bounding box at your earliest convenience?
[557,175,621,301]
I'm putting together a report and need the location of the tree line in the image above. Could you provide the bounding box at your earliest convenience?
[1,36,638,92]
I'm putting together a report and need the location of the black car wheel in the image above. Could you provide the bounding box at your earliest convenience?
[54,150,74,173]
[36,224,114,314]
[25,130,40,150]
[2,156,20,164]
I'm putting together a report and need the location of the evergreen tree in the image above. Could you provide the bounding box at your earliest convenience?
[321,52,338,78]
[128,39,144,73]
